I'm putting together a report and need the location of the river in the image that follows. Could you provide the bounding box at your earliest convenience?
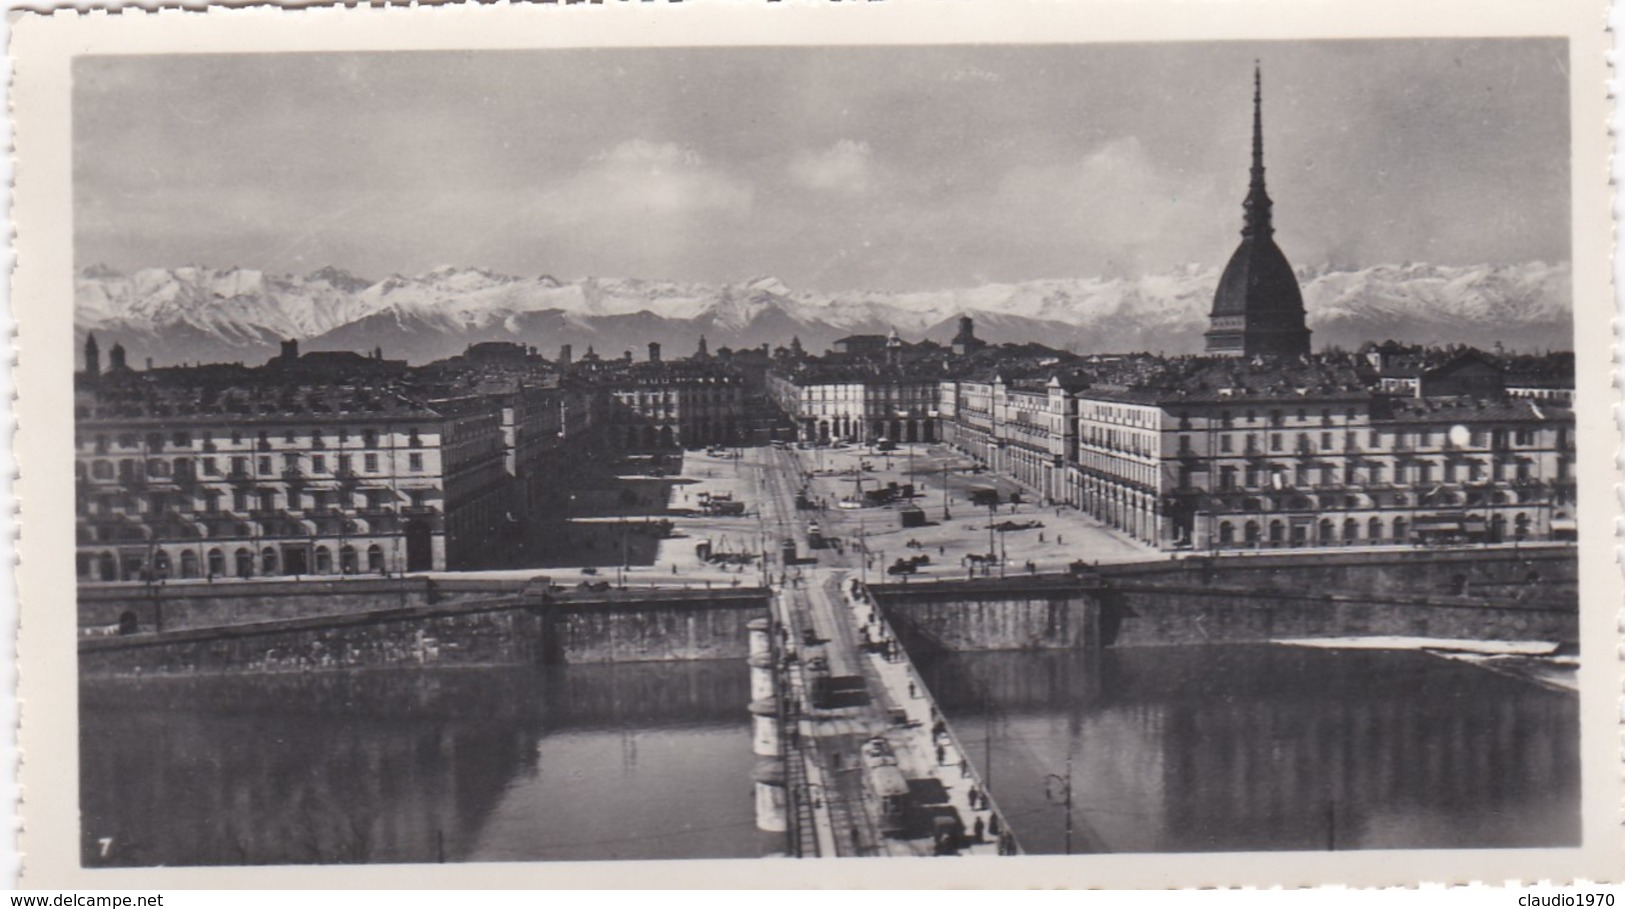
[79,661,763,866]
[915,644,1580,853]
[80,643,1579,865]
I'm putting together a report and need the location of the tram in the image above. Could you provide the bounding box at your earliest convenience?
[860,737,911,838]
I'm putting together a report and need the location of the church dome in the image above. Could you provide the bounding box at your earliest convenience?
[1211,232,1304,318]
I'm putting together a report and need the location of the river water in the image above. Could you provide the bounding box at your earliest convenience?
[915,644,1580,854]
[79,662,763,866]
[81,643,1579,866]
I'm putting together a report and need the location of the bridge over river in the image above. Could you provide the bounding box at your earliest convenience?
[744,444,1024,858]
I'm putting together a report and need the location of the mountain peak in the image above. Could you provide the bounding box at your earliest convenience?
[743,275,792,296]
[304,265,373,293]
[80,263,124,280]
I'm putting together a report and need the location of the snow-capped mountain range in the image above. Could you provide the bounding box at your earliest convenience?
[74,261,1573,368]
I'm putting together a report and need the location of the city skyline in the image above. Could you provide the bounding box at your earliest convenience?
[74,39,1571,294]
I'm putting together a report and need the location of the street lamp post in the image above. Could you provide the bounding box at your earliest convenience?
[1045,757,1074,855]
[942,464,952,520]
[987,500,996,576]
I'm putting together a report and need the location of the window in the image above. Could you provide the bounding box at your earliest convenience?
[1269,410,1282,426]
[1320,465,1334,486]
[230,430,242,446]
[233,491,249,512]
[364,453,379,473]
[284,429,296,444]
[1321,432,1333,449]
[408,452,424,472]
[172,431,191,447]
[231,456,247,477]
[312,430,325,449]
[339,428,350,443]
[312,455,326,473]
[338,454,352,474]
[1270,433,1282,452]
[1220,435,1233,453]
[202,457,218,476]
[1418,462,1432,483]
[363,430,378,449]
[408,429,423,448]
[1244,466,1259,488]
[1369,431,1380,448]
[1219,467,1236,490]
[258,490,276,512]
[258,456,272,475]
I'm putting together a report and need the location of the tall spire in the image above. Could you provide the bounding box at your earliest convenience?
[1242,61,1274,238]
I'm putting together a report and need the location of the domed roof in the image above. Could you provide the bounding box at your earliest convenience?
[1211,232,1304,318]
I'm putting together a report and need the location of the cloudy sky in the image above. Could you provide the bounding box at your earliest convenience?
[74,39,1569,292]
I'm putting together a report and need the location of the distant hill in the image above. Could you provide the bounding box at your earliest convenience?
[74,261,1573,367]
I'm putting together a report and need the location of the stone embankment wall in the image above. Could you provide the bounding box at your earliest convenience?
[79,587,770,677]
[1100,584,1574,647]
[868,576,1099,654]
[77,577,537,635]
[869,547,1579,653]
[1100,545,1576,604]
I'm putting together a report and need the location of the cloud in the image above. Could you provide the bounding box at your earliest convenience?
[986,136,1223,275]
[789,140,877,196]
[561,139,754,221]
[942,66,1003,84]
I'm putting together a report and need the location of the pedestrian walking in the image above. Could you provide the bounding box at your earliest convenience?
[990,814,1002,836]
[969,785,979,806]
[973,817,985,843]
[960,758,969,778]
[908,681,918,699]
[1038,532,1045,543]
[936,743,946,765]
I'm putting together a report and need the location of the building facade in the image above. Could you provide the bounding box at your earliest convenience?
[75,357,508,582]
[1069,387,1576,551]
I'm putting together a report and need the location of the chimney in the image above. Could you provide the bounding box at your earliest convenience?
[648,341,662,363]
[559,344,573,366]
[280,338,300,363]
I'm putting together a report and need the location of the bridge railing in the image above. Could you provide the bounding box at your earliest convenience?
[846,578,1024,856]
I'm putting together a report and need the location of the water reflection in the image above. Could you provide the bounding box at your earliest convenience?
[915,644,1580,854]
[80,662,759,866]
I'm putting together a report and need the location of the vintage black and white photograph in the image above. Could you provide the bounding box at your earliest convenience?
[15,3,1618,887]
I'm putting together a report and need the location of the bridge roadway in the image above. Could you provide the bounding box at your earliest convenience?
[748,445,1016,858]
